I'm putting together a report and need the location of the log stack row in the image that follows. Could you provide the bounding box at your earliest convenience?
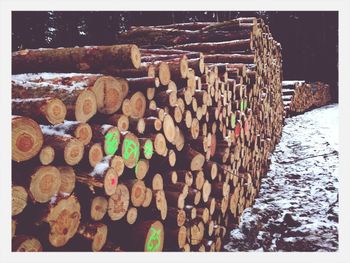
[12,17,284,252]
[282,80,332,116]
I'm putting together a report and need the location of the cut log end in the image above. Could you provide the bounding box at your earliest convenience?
[159,62,171,86]
[130,44,142,69]
[126,207,138,225]
[39,145,55,165]
[108,184,130,221]
[178,226,187,249]
[190,153,205,171]
[75,90,97,123]
[92,76,124,114]
[12,116,43,162]
[142,139,154,160]
[46,98,67,124]
[89,143,104,167]
[103,167,118,196]
[110,155,125,177]
[30,166,61,203]
[12,185,28,216]
[135,159,149,180]
[47,195,81,247]
[57,166,76,195]
[142,188,153,207]
[131,180,146,207]
[144,221,164,252]
[177,209,186,227]
[91,196,108,221]
[130,91,146,119]
[104,127,120,156]
[122,132,140,168]
[64,138,84,165]
[12,236,43,252]
[163,114,176,143]
[74,123,93,146]
[154,133,167,156]
[91,224,108,252]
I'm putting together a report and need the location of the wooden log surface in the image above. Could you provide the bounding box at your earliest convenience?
[12,16,285,252]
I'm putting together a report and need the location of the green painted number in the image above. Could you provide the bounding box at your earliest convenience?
[105,130,119,155]
[123,138,140,162]
[146,226,161,252]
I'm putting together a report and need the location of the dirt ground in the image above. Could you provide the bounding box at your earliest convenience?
[224,104,339,252]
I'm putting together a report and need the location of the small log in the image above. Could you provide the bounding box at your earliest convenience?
[69,222,108,252]
[12,185,28,216]
[38,145,55,165]
[12,235,43,252]
[107,183,130,221]
[57,166,76,195]
[42,134,84,166]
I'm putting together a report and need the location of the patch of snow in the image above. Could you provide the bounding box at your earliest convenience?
[224,104,338,251]
[282,80,305,85]
[40,124,71,137]
[90,156,113,177]
[12,98,47,102]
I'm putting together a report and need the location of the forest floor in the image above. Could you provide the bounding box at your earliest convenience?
[224,104,339,252]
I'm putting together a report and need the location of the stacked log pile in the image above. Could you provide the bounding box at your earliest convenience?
[282,80,332,116]
[12,17,284,252]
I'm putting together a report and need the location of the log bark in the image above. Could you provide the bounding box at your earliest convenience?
[42,133,84,166]
[12,44,141,74]
[12,235,43,252]
[76,156,118,196]
[124,220,164,252]
[12,164,61,203]
[12,97,67,125]
[173,39,253,53]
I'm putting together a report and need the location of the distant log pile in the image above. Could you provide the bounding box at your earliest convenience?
[12,17,284,252]
[282,81,332,116]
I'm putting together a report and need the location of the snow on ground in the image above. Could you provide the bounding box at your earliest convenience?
[224,104,339,251]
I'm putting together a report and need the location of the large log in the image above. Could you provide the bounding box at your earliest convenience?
[123,220,164,251]
[12,165,61,203]
[41,121,92,146]
[12,73,128,115]
[119,27,253,46]
[173,39,253,53]
[12,44,141,74]
[42,133,84,166]
[12,116,43,162]
[12,75,98,122]
[76,156,119,196]
[12,97,67,125]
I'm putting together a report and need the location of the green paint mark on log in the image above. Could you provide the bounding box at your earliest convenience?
[231,114,236,128]
[105,130,119,155]
[146,226,161,252]
[123,138,140,162]
[144,140,153,159]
